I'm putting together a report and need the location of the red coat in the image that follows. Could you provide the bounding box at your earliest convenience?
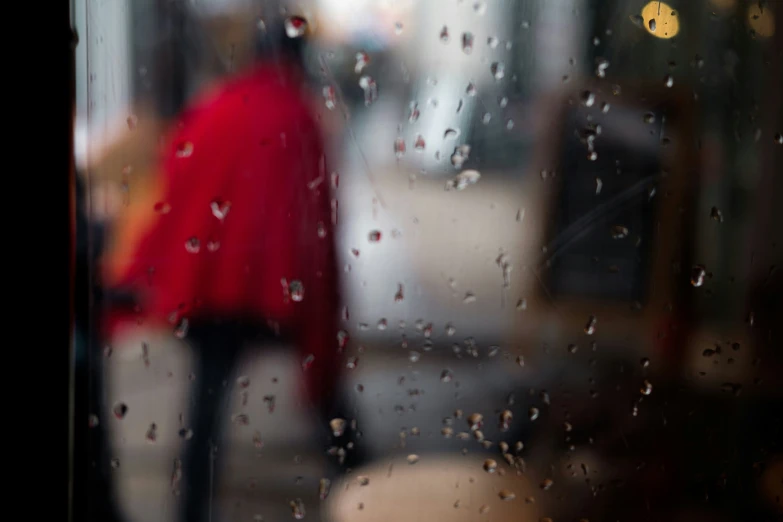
[107,63,339,407]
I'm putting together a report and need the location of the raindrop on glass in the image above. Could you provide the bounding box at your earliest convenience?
[322,86,336,110]
[491,62,505,80]
[354,51,370,74]
[691,265,707,287]
[462,32,474,54]
[358,76,377,106]
[289,280,305,302]
[329,418,346,437]
[528,407,540,421]
[284,16,308,38]
[185,237,200,254]
[113,402,128,420]
[580,90,595,107]
[584,315,597,335]
[289,499,306,520]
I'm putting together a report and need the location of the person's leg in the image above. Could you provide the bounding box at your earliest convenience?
[180,320,243,522]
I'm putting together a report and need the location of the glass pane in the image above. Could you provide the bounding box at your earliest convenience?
[73,1,783,521]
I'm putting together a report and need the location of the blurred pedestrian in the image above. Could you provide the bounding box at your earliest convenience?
[106,8,348,522]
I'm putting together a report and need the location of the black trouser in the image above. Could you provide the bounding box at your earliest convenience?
[179,319,363,522]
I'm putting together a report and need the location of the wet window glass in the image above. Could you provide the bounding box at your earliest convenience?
[72,1,783,522]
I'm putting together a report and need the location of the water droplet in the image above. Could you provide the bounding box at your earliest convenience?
[580,90,595,107]
[179,428,194,440]
[482,112,492,125]
[630,14,644,28]
[359,76,377,106]
[175,141,193,158]
[648,18,657,32]
[368,230,382,242]
[446,169,481,191]
[664,74,674,88]
[710,206,724,223]
[111,458,120,469]
[88,414,100,428]
[154,201,171,214]
[568,343,579,354]
[775,133,783,145]
[322,86,336,110]
[516,298,528,311]
[113,402,128,419]
[439,26,450,42]
[408,102,420,123]
[595,58,610,78]
[528,407,540,421]
[146,423,158,443]
[395,283,405,302]
[640,357,651,368]
[441,369,453,382]
[284,16,308,38]
[407,454,420,464]
[346,357,358,369]
[232,413,249,426]
[414,135,426,151]
[499,489,516,501]
[584,315,597,335]
[479,505,490,515]
[210,199,231,221]
[357,475,370,486]
[465,82,477,97]
[643,112,656,124]
[462,32,474,54]
[601,102,610,113]
[319,478,331,500]
[487,36,499,48]
[540,478,554,490]
[463,292,477,303]
[289,498,306,519]
[174,317,189,339]
[467,412,483,431]
[691,265,707,287]
[516,355,525,367]
[393,137,406,158]
[499,410,513,431]
[302,354,315,371]
[443,128,460,141]
[611,225,629,239]
[354,51,370,74]
[441,426,454,438]
[409,351,421,363]
[329,418,346,437]
[491,62,505,80]
[289,280,305,302]
[185,237,200,254]
[482,458,499,473]
[394,22,404,35]
[640,379,653,396]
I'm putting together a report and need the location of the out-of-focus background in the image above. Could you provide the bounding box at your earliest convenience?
[73,0,782,521]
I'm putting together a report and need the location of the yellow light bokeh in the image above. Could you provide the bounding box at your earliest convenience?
[641,1,680,39]
[748,4,775,38]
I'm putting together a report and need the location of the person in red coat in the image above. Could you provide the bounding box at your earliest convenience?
[107,15,347,522]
